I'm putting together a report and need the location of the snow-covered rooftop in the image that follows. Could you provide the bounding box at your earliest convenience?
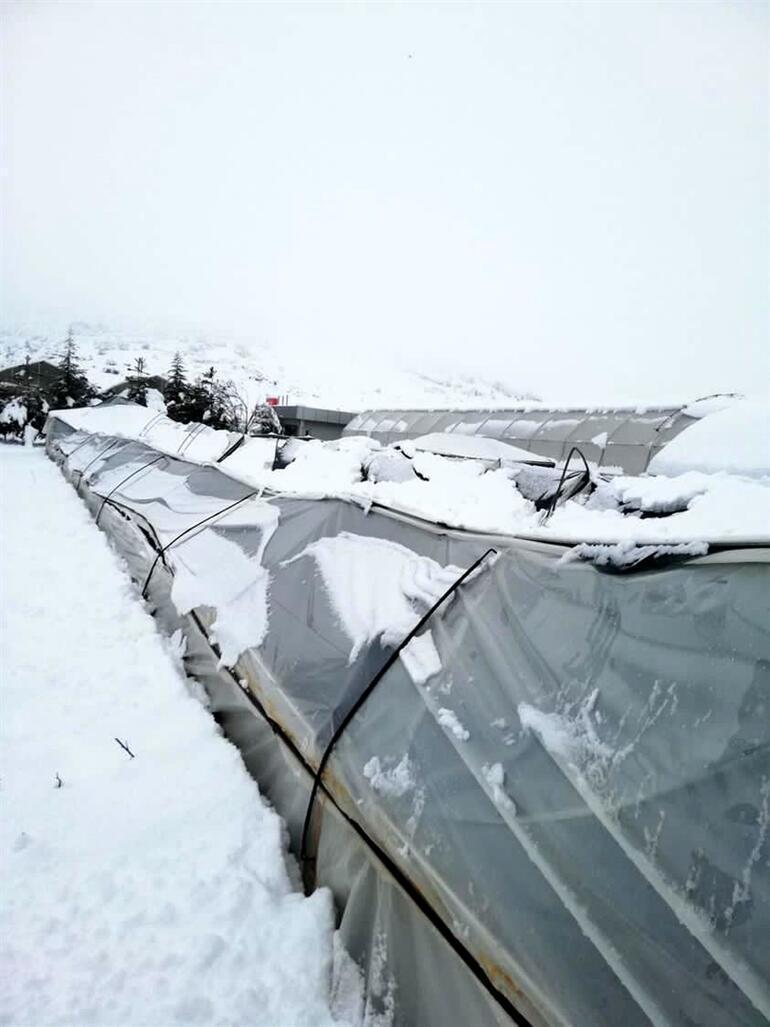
[409,432,554,467]
[648,399,770,478]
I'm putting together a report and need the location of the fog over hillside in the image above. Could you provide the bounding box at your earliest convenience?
[1,2,767,406]
[0,322,543,410]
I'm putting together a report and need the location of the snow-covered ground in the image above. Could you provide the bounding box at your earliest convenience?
[0,445,361,1027]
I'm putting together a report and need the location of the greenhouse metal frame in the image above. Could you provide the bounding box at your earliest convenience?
[343,406,701,474]
[43,413,770,1027]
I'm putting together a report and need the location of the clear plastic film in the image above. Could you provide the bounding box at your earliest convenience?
[46,420,770,1027]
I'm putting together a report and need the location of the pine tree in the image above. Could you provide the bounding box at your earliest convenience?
[248,402,282,436]
[165,363,229,428]
[166,353,186,397]
[163,352,189,422]
[196,366,229,429]
[126,356,148,405]
[49,329,95,409]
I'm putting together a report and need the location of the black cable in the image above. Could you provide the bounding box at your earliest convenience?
[544,446,591,520]
[215,432,281,467]
[299,546,498,890]
[101,496,166,558]
[140,490,258,599]
[86,478,531,1026]
[95,454,165,526]
[216,434,245,463]
[184,606,532,1027]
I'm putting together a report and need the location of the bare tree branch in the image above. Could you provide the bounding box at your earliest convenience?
[114,737,135,759]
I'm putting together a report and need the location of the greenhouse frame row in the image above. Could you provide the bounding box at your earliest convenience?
[44,411,770,1027]
[344,405,702,474]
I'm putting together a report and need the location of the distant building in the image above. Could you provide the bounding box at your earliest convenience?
[275,404,356,441]
[0,359,60,397]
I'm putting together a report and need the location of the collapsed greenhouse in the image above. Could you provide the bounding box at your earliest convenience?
[343,399,739,474]
[43,403,770,1027]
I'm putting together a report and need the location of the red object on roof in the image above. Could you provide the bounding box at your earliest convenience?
[266,397,279,406]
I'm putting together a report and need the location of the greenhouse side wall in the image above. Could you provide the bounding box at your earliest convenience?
[43,420,529,1027]
[44,417,770,1027]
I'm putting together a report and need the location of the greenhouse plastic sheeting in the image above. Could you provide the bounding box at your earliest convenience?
[343,406,699,474]
[45,417,770,1027]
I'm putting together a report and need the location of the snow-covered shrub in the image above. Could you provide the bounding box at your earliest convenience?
[0,397,28,440]
[0,394,47,442]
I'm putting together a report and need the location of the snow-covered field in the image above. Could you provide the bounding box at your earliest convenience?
[0,445,360,1027]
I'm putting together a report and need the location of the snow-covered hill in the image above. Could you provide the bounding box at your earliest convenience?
[0,322,539,412]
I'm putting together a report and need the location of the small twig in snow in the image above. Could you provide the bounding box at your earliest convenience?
[114,737,135,759]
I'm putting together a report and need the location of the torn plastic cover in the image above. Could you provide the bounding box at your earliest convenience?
[326,547,770,1027]
[46,421,770,1027]
[512,464,594,511]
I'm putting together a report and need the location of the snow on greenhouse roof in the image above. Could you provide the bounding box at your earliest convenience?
[47,402,240,464]
[46,397,770,546]
[648,399,770,478]
[344,404,701,475]
[409,432,554,467]
[344,396,765,478]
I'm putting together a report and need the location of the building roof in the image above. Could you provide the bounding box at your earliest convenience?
[0,360,61,391]
[275,404,356,426]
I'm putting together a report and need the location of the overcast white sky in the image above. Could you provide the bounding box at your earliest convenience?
[1,0,767,401]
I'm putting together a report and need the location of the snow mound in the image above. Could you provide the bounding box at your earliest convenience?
[219,435,278,484]
[266,438,367,492]
[0,397,27,427]
[650,400,770,477]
